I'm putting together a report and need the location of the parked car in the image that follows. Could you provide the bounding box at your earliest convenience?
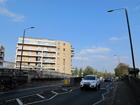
[80,75,100,90]
[104,77,111,82]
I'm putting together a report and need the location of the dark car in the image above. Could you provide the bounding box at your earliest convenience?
[104,77,111,82]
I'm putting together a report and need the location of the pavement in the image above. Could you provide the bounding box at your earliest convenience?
[108,81,140,105]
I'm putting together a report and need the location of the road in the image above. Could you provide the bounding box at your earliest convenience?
[0,82,116,105]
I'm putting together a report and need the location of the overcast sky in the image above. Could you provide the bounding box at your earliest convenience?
[0,0,140,73]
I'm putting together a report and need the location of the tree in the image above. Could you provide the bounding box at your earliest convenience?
[83,66,95,77]
[74,67,79,76]
[114,62,129,79]
[105,69,107,74]
[79,68,83,77]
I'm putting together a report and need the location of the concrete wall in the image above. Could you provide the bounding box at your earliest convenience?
[124,75,140,97]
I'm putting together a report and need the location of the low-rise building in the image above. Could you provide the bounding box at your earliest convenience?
[0,45,5,66]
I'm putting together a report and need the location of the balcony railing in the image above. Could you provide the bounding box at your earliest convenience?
[0,49,5,52]
[71,48,75,52]
[71,53,75,57]
[18,40,56,46]
[71,67,75,71]
[17,53,56,57]
[42,60,55,63]
[17,47,56,52]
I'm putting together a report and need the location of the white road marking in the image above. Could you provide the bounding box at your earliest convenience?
[26,89,73,105]
[16,98,23,105]
[93,89,110,105]
[0,83,63,95]
[62,88,68,91]
[36,94,45,99]
[106,85,109,88]
[51,91,58,95]
[93,82,116,105]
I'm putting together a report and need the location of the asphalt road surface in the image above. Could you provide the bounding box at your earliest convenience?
[0,82,116,105]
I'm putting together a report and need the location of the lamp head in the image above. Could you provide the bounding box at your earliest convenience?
[108,10,113,12]
[31,26,35,28]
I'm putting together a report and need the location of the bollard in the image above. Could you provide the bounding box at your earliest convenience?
[65,77,67,85]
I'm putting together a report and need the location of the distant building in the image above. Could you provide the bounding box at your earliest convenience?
[0,45,5,66]
[15,37,75,74]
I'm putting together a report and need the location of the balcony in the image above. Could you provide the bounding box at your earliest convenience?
[71,48,75,52]
[18,40,56,47]
[0,59,3,62]
[42,60,55,63]
[16,60,41,63]
[17,47,56,52]
[0,54,4,57]
[0,49,5,53]
[71,67,75,71]
[71,53,75,57]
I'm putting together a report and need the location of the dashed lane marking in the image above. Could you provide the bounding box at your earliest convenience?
[36,94,45,99]
[16,98,23,105]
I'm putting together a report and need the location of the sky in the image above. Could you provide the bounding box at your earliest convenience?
[0,0,140,73]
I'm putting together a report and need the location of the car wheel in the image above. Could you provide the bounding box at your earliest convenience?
[98,84,100,89]
[95,85,98,90]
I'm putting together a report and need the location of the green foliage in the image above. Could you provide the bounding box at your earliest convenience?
[83,66,95,77]
[79,68,83,77]
[114,62,129,78]
[74,67,79,75]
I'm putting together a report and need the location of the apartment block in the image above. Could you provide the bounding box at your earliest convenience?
[15,37,75,74]
[0,45,5,66]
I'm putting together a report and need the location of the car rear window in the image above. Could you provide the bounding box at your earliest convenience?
[105,77,110,79]
[84,76,95,80]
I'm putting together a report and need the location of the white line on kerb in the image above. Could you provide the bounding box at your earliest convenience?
[36,94,45,99]
[16,98,23,105]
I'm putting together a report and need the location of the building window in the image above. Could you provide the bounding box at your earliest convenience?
[28,57,30,61]
[36,52,40,55]
[63,48,65,51]
[51,64,53,67]
[58,42,60,47]
[29,51,31,55]
[51,53,53,56]
[57,64,59,67]
[43,52,47,56]
[63,43,65,46]
[63,70,65,73]
[63,64,65,68]
[57,69,59,72]
[44,47,47,50]
[63,59,65,63]
[57,58,59,61]
[63,53,65,57]
[38,46,41,50]
[36,57,40,61]
[29,46,32,49]
[28,63,30,65]
[51,48,54,51]
[58,48,60,51]
[58,53,60,57]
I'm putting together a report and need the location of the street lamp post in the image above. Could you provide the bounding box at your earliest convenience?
[114,55,121,79]
[108,8,136,77]
[19,26,35,76]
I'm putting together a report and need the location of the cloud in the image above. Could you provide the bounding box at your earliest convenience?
[86,47,111,53]
[134,5,140,10]
[109,36,128,41]
[92,46,96,48]
[0,7,25,21]
[92,55,109,59]
[73,57,89,61]
[0,0,6,5]
[77,46,111,55]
